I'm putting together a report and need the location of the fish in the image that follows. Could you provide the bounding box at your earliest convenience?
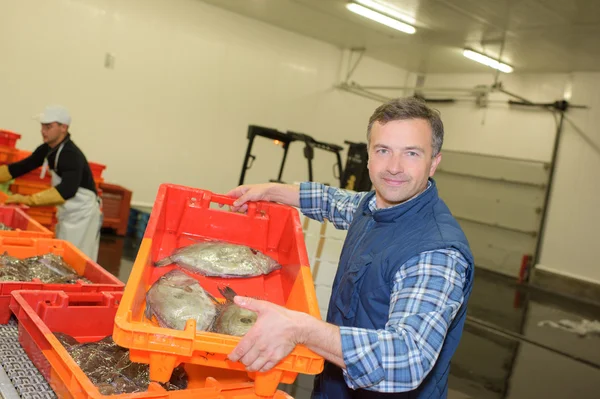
[154,241,281,278]
[213,286,257,337]
[0,252,89,283]
[145,269,218,331]
[0,252,32,281]
[23,254,83,284]
[54,333,187,395]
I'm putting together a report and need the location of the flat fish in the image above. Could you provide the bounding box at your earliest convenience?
[23,254,81,284]
[213,286,257,337]
[154,241,281,278]
[145,269,218,331]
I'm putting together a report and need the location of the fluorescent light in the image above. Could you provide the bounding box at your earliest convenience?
[355,0,416,25]
[463,49,514,73]
[346,3,416,35]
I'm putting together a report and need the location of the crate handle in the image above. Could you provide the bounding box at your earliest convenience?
[202,192,257,217]
[0,237,34,247]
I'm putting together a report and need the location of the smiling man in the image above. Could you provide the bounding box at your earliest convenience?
[226,97,474,398]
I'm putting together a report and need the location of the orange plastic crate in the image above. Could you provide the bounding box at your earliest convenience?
[15,149,30,161]
[9,290,293,399]
[24,208,58,228]
[113,184,323,397]
[11,150,51,184]
[0,129,21,148]
[0,145,19,164]
[11,180,51,195]
[0,237,124,323]
[0,205,53,238]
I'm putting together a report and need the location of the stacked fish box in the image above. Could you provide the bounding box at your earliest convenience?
[3,182,318,398]
[0,202,54,239]
[0,236,124,324]
[9,290,294,399]
[112,184,325,398]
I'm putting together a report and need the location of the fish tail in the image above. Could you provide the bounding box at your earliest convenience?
[218,285,238,302]
[206,290,220,305]
[154,256,173,267]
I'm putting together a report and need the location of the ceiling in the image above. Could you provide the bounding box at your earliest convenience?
[200,0,600,74]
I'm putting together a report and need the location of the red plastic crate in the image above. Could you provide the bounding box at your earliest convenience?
[89,162,106,180]
[113,184,323,397]
[0,129,21,148]
[9,290,294,399]
[100,182,132,236]
[0,237,124,323]
[0,205,53,238]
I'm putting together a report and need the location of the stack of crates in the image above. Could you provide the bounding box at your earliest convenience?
[98,182,132,236]
[112,184,324,398]
[0,130,22,195]
[2,182,322,398]
[9,290,295,399]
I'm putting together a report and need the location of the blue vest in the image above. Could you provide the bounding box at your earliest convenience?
[312,179,474,399]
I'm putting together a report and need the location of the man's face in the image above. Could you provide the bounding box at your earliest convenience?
[367,119,441,209]
[41,122,67,147]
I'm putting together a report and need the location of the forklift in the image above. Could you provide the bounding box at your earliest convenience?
[238,125,372,192]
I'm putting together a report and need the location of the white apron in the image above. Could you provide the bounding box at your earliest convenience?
[44,143,102,261]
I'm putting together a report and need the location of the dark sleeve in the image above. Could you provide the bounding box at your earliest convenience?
[54,149,83,200]
[7,145,47,178]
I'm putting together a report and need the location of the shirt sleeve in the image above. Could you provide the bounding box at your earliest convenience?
[339,249,469,392]
[54,149,83,200]
[7,145,46,178]
[298,182,367,230]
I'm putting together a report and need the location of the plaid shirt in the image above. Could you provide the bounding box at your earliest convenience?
[299,182,468,392]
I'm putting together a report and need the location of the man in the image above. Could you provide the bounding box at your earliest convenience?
[225,97,474,398]
[0,105,102,261]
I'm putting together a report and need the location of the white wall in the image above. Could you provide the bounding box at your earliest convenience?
[0,0,408,205]
[416,72,600,285]
[419,73,569,162]
[537,72,600,284]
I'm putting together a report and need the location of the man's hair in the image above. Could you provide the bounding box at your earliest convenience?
[367,97,444,157]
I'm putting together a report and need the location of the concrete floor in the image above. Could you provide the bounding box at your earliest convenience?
[98,233,600,399]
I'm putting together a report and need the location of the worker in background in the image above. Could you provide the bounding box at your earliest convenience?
[0,105,102,261]
[226,97,474,398]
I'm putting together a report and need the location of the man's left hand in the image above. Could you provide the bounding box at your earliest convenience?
[228,296,305,373]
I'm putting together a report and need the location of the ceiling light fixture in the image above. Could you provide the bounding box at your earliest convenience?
[354,0,416,25]
[346,2,416,35]
[463,49,513,73]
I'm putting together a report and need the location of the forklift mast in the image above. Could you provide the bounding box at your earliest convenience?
[238,125,371,192]
[239,125,344,187]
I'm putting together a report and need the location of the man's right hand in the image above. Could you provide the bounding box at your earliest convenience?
[225,183,300,212]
